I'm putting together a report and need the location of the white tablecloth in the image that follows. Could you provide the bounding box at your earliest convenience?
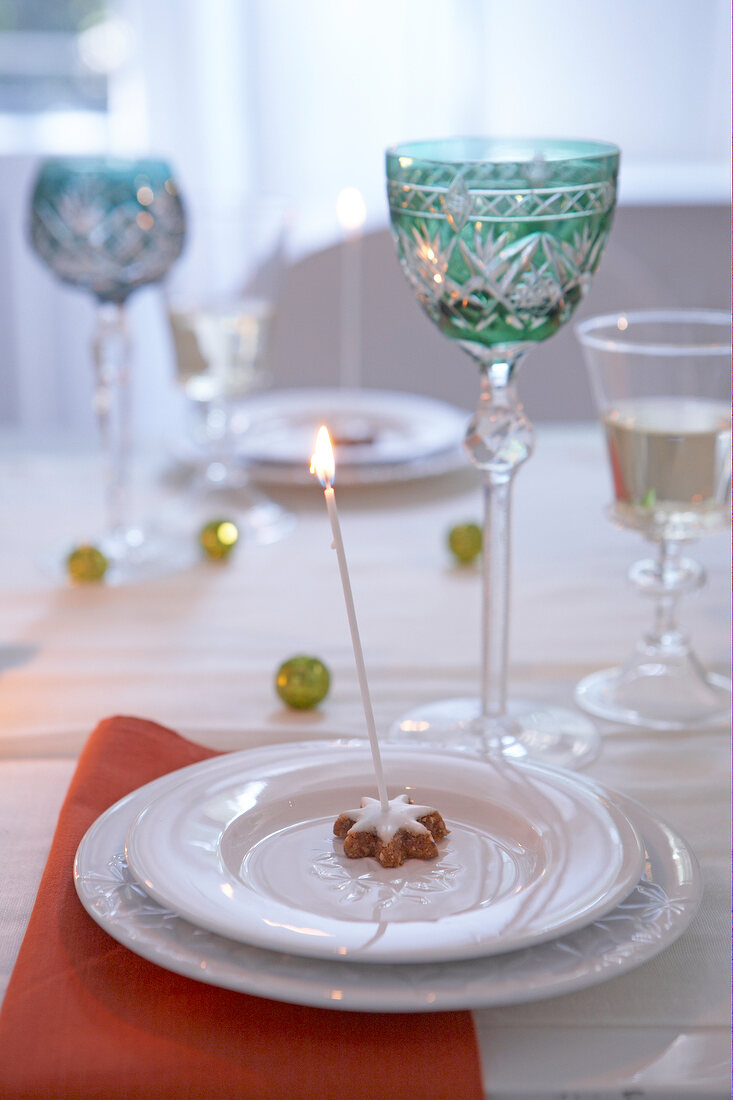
[0,424,729,1099]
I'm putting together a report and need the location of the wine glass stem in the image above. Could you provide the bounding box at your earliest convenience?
[630,538,705,652]
[92,302,132,544]
[464,357,535,726]
[205,397,235,481]
[651,540,680,640]
[481,474,513,719]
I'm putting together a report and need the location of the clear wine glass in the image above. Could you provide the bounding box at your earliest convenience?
[386,137,620,767]
[575,309,731,729]
[165,199,294,544]
[29,156,188,584]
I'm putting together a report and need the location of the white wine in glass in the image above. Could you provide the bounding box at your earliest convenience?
[601,396,731,540]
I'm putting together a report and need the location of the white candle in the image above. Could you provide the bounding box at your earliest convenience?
[335,187,366,390]
[310,425,388,811]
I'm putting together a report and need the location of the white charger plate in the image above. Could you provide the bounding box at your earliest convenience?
[123,743,643,963]
[74,756,701,1013]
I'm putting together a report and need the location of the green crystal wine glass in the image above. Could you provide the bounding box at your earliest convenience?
[386,137,620,768]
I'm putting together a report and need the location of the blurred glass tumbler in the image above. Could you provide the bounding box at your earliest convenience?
[29,156,187,583]
[575,309,731,729]
[165,199,294,544]
[167,202,284,407]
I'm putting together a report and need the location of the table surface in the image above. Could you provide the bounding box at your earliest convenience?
[0,423,729,1100]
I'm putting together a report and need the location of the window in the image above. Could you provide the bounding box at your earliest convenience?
[0,0,137,151]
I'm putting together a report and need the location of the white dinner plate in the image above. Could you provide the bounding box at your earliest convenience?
[172,388,470,486]
[74,753,701,1012]
[123,743,643,963]
[235,388,468,467]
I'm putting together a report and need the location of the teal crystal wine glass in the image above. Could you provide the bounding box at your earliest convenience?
[386,138,619,768]
[30,156,187,584]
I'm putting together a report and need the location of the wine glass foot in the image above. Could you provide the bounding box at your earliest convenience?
[575,657,731,730]
[42,526,198,586]
[236,496,296,545]
[187,481,295,546]
[388,696,600,770]
[100,528,199,585]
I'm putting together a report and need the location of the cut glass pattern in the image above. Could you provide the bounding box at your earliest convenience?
[387,148,618,350]
[30,158,186,302]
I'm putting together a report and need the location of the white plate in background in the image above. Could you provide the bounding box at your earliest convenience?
[235,388,469,468]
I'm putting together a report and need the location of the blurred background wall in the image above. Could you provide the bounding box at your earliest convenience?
[0,0,729,439]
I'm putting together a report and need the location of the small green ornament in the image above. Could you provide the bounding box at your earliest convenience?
[199,518,240,560]
[276,655,330,710]
[67,543,108,583]
[448,522,482,564]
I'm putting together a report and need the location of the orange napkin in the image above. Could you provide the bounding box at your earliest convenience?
[0,716,484,1100]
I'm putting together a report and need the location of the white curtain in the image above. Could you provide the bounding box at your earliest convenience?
[118,0,730,224]
[117,0,493,242]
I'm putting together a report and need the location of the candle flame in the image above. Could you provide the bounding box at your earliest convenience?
[310,425,335,488]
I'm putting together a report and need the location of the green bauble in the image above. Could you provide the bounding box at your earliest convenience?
[276,655,330,710]
[448,522,482,564]
[199,518,239,560]
[67,544,108,583]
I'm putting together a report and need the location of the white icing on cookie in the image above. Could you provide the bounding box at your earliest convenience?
[341,793,437,843]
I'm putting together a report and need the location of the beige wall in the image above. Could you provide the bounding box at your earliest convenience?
[271,205,729,422]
